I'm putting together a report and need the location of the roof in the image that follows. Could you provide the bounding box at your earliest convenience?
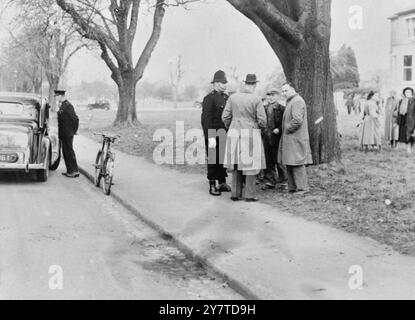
[0,92,42,105]
[389,4,415,20]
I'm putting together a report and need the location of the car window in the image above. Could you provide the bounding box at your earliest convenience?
[0,102,24,115]
[0,102,37,118]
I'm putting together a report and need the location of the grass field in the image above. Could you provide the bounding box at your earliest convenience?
[78,106,415,256]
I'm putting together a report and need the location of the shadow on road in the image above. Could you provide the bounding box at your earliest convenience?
[0,172,40,184]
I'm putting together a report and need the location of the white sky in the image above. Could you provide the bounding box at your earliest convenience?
[1,0,415,87]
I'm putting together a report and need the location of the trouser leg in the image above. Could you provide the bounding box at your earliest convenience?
[263,138,278,186]
[244,175,257,199]
[206,138,227,183]
[61,136,78,174]
[286,166,297,192]
[292,165,309,191]
[232,170,243,198]
[276,163,287,182]
[263,167,277,186]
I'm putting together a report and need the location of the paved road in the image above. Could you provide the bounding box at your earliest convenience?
[0,170,241,300]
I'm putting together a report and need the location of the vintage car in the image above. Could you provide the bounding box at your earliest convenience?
[0,92,60,182]
[87,100,111,110]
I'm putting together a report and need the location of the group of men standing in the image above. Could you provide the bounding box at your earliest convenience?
[201,70,313,202]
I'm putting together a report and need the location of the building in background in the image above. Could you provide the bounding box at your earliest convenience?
[389,5,415,92]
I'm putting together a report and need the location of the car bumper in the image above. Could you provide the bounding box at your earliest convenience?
[0,163,45,171]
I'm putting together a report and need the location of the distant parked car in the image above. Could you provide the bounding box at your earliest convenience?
[0,92,61,182]
[87,100,110,110]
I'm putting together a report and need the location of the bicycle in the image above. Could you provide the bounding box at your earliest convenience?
[93,133,120,195]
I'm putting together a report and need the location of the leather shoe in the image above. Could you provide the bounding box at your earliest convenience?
[218,183,232,192]
[245,198,259,202]
[209,181,221,196]
[63,172,80,178]
[262,183,276,190]
[231,196,243,201]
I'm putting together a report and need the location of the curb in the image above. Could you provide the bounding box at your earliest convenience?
[78,165,262,300]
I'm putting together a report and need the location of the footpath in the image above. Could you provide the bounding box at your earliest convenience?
[75,135,415,300]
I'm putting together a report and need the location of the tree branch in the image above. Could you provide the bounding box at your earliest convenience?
[134,0,166,81]
[128,0,141,42]
[99,42,122,86]
[56,0,128,66]
[63,43,88,70]
[227,0,304,46]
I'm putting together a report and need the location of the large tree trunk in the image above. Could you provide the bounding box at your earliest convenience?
[114,73,139,126]
[226,0,341,164]
[282,38,340,164]
[47,76,60,111]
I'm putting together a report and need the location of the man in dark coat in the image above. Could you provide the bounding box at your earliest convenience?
[262,88,287,189]
[201,70,231,196]
[56,90,80,178]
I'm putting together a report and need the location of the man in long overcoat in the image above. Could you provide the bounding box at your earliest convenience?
[278,83,313,194]
[56,90,80,178]
[201,70,232,196]
[222,74,267,202]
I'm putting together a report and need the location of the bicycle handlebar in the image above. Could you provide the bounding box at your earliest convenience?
[93,132,121,140]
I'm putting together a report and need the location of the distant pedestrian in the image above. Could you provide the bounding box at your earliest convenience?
[359,91,382,152]
[201,70,232,196]
[222,74,267,202]
[345,94,354,115]
[261,88,287,190]
[405,91,415,154]
[397,87,415,154]
[278,83,313,195]
[384,90,399,149]
[353,93,362,115]
[56,90,80,178]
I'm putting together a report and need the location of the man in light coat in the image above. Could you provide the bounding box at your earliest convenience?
[278,83,313,194]
[222,74,267,202]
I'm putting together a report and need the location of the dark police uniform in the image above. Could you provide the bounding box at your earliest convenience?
[201,90,229,184]
[58,100,79,174]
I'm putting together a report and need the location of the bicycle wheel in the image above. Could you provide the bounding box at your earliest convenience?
[102,156,114,195]
[94,150,103,187]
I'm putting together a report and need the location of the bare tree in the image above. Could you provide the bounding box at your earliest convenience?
[7,0,87,110]
[226,0,340,164]
[169,55,184,109]
[56,0,198,126]
[0,42,44,93]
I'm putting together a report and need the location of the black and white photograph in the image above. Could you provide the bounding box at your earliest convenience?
[0,0,415,306]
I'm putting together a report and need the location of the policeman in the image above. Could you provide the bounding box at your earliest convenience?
[56,90,80,178]
[201,70,232,196]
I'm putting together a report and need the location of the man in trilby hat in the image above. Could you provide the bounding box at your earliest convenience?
[222,74,267,202]
[201,70,232,196]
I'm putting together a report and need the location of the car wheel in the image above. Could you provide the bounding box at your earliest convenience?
[49,144,61,171]
[94,150,103,187]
